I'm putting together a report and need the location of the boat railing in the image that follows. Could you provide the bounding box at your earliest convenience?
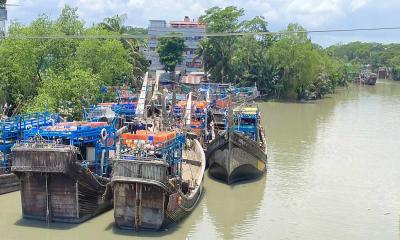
[113,157,168,182]
[13,140,80,151]
[12,141,79,173]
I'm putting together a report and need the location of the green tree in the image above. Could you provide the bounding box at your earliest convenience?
[0,5,137,117]
[156,34,186,81]
[99,14,149,88]
[198,6,244,83]
[268,23,345,100]
[328,41,400,81]
[75,30,131,85]
[27,67,101,120]
[231,16,275,93]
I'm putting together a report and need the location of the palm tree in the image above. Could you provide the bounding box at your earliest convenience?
[99,14,148,89]
[194,38,231,83]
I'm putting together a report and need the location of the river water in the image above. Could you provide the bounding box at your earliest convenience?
[1,80,400,240]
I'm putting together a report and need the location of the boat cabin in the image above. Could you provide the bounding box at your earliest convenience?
[233,106,260,142]
[23,121,116,176]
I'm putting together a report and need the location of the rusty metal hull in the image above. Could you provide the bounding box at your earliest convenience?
[0,173,20,194]
[206,131,267,184]
[12,144,112,223]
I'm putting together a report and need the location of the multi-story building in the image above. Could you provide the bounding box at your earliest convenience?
[0,6,7,38]
[143,16,205,74]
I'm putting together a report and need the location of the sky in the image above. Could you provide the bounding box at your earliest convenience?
[4,0,400,46]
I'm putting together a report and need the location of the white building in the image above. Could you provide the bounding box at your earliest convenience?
[0,7,7,38]
[142,16,205,74]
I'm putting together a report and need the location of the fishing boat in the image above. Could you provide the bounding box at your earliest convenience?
[11,121,116,223]
[174,93,210,144]
[207,104,267,184]
[111,129,205,231]
[354,65,377,85]
[110,88,206,231]
[0,112,60,194]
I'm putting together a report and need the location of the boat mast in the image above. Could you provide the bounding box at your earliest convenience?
[135,72,149,118]
[152,71,161,101]
[184,92,192,128]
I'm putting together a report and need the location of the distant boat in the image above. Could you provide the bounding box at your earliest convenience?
[207,104,267,184]
[111,130,206,230]
[354,66,377,85]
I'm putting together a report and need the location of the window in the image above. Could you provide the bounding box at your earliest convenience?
[186,62,202,68]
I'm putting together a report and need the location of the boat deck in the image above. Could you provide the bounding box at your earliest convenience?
[182,147,203,189]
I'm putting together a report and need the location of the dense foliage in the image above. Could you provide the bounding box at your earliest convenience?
[0,6,148,119]
[327,42,400,80]
[198,6,347,100]
[156,34,186,81]
[0,4,361,117]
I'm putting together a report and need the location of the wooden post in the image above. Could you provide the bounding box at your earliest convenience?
[45,174,51,222]
[75,180,79,219]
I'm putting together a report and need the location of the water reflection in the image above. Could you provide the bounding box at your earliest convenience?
[259,95,337,199]
[14,218,78,230]
[108,193,206,239]
[204,174,266,240]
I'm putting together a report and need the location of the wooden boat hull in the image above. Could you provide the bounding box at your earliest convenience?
[113,180,203,231]
[206,131,267,184]
[12,145,112,223]
[112,139,205,231]
[0,173,20,194]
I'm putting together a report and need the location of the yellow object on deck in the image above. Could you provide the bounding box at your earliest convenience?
[234,107,258,115]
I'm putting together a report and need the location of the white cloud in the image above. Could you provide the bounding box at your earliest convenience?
[5,0,400,45]
[350,0,369,11]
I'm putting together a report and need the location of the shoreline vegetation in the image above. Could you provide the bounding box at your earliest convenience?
[0,5,396,119]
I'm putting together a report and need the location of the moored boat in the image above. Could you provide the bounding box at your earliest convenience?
[0,112,60,194]
[354,65,377,85]
[11,121,116,223]
[207,105,267,184]
[111,129,206,231]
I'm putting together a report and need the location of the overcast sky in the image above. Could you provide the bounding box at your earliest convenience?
[5,0,400,46]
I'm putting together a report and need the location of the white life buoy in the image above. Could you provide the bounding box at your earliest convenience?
[101,128,107,141]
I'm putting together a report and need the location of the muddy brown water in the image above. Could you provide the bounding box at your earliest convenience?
[1,80,399,239]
